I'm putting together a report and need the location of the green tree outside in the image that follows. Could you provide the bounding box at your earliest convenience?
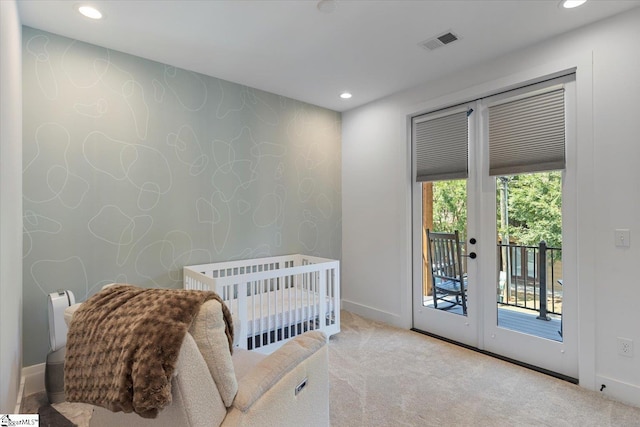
[431,172,562,249]
[433,179,467,241]
[497,171,562,249]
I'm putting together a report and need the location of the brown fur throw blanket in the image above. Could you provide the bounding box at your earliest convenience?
[64,284,233,418]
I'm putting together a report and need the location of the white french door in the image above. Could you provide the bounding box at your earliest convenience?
[411,101,481,348]
[412,76,578,379]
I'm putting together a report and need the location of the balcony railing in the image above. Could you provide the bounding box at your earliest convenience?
[497,242,562,317]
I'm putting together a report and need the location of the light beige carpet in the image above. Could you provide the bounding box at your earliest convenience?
[328,310,640,427]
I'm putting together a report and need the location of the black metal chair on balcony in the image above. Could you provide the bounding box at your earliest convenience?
[426,229,468,315]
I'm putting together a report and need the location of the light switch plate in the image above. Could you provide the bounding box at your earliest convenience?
[615,229,630,248]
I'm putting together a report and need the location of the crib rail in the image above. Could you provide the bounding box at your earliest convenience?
[184,254,340,354]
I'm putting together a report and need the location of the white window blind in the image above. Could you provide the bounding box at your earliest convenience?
[488,87,565,176]
[413,109,468,182]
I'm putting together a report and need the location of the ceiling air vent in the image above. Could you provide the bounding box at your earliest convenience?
[419,31,460,51]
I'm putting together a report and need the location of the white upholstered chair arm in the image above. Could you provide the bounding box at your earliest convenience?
[223,331,329,427]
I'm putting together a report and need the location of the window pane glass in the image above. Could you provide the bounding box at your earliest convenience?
[496,172,563,341]
[422,179,468,316]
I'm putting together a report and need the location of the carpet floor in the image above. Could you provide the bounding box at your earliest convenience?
[329,310,640,426]
[21,391,92,427]
[23,309,640,426]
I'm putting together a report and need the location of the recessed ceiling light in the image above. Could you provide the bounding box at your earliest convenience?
[560,0,587,9]
[340,92,352,99]
[317,0,337,14]
[78,5,103,19]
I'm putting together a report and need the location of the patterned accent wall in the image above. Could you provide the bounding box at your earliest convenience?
[22,27,341,365]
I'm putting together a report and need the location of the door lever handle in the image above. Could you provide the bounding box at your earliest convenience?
[463,252,477,259]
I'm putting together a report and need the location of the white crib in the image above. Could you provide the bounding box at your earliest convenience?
[184,254,340,354]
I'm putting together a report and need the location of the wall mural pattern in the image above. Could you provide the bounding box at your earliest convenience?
[22,27,342,365]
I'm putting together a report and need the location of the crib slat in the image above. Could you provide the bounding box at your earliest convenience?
[238,281,248,350]
[319,268,327,329]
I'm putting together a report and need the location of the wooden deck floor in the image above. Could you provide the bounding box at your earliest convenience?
[423,299,562,342]
[498,306,562,342]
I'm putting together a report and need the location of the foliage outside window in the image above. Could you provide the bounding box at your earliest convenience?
[497,171,562,249]
[431,172,562,250]
[432,179,467,242]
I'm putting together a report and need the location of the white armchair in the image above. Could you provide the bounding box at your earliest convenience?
[64,298,329,427]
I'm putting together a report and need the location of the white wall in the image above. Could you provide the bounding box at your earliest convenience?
[342,101,412,326]
[342,7,640,406]
[0,0,23,413]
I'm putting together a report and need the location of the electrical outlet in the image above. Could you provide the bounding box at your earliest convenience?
[618,337,633,357]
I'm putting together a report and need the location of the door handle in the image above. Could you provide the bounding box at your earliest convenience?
[464,252,477,259]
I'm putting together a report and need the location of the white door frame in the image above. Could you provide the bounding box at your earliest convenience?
[407,52,594,385]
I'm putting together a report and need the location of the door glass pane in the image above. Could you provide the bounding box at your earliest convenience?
[496,172,563,341]
[422,179,468,316]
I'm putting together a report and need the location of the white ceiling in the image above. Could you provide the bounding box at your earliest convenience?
[17,0,640,112]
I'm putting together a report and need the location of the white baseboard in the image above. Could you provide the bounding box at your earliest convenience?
[13,363,45,413]
[22,363,45,397]
[14,375,26,413]
[595,375,640,408]
[341,299,406,328]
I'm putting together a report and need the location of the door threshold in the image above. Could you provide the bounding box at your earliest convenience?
[411,327,578,384]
